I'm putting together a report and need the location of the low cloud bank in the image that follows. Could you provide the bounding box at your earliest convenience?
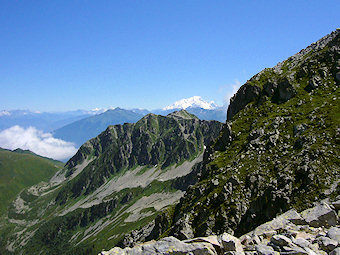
[0,126,78,161]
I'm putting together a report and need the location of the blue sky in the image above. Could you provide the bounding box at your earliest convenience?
[1,0,339,111]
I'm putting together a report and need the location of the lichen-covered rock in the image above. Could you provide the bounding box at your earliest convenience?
[255,244,278,255]
[327,227,340,242]
[270,234,294,247]
[301,204,338,228]
[330,247,340,255]
[219,233,244,252]
[317,236,338,252]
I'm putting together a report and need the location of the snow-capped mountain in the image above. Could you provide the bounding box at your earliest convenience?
[163,96,217,110]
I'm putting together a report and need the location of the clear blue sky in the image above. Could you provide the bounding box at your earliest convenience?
[1,0,339,111]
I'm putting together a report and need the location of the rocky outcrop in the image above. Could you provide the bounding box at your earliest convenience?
[227,29,340,120]
[100,199,340,254]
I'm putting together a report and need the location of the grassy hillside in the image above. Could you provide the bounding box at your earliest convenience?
[0,148,63,215]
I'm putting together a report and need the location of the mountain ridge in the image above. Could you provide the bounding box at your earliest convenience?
[112,28,340,249]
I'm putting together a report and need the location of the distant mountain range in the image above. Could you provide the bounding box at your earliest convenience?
[53,108,144,147]
[0,109,93,132]
[1,98,227,153]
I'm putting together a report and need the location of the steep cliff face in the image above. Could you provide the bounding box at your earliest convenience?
[1,110,222,255]
[130,29,339,244]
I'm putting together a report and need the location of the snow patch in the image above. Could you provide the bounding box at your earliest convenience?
[163,96,217,110]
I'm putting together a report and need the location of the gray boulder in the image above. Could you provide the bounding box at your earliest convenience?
[255,244,278,255]
[219,233,244,252]
[317,236,338,252]
[327,227,340,242]
[293,238,311,248]
[245,209,303,238]
[330,247,340,255]
[280,246,309,254]
[301,203,338,227]
[303,247,318,255]
[273,78,297,103]
[332,199,340,211]
[270,234,294,247]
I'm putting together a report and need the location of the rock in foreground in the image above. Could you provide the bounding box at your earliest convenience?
[100,199,340,254]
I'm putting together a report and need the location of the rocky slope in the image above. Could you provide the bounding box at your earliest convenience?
[0,110,222,255]
[115,29,340,247]
[100,197,340,254]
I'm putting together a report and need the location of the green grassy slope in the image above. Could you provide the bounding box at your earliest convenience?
[0,148,63,215]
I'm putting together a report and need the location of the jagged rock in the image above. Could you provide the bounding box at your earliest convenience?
[327,227,340,242]
[255,244,278,255]
[184,235,222,252]
[174,214,195,240]
[317,236,338,252]
[280,246,309,254]
[270,234,294,247]
[301,203,338,227]
[292,238,311,248]
[330,247,340,255]
[224,252,246,255]
[273,78,297,103]
[303,247,318,255]
[227,84,261,120]
[283,209,307,225]
[244,209,304,239]
[332,200,340,211]
[219,233,244,252]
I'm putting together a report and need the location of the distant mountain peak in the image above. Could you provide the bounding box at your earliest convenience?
[163,96,217,110]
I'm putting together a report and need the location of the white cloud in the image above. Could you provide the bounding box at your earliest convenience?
[0,110,11,116]
[0,126,78,161]
[223,80,242,106]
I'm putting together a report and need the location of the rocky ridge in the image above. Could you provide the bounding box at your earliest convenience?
[114,29,340,248]
[100,197,340,254]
